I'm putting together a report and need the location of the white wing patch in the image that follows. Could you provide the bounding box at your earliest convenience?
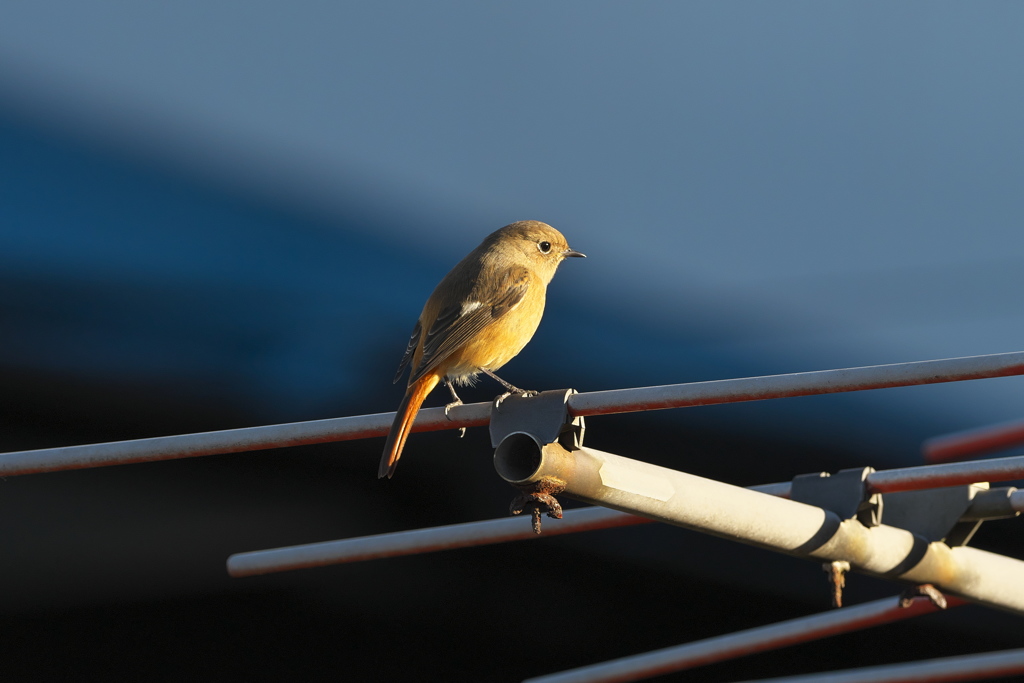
[460,301,483,316]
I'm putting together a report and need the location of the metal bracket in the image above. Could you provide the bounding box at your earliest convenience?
[490,389,583,534]
[793,468,880,607]
[489,388,584,451]
[791,467,883,527]
[791,467,1004,546]
[882,483,990,546]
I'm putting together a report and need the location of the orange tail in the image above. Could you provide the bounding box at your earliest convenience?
[379,373,440,479]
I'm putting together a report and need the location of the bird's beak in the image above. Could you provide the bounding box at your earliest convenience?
[562,248,586,258]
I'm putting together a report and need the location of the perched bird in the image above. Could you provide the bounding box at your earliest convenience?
[379,220,585,479]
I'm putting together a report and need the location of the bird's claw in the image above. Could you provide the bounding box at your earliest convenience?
[493,389,539,411]
[443,399,466,436]
[444,399,466,437]
[444,399,463,419]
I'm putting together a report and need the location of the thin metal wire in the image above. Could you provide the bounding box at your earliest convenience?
[3,351,1024,476]
[522,595,964,683]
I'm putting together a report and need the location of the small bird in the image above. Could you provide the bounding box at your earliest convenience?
[379,220,585,479]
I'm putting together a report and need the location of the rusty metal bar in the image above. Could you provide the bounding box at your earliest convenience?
[522,594,965,683]
[866,455,1024,494]
[566,350,1024,417]
[227,506,649,578]
[727,648,1024,683]
[747,456,1024,499]
[4,350,1024,476]
[923,417,1024,464]
[494,442,1024,614]
[227,480,784,577]
[0,403,489,477]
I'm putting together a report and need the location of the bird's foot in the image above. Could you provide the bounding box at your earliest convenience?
[493,389,539,411]
[898,584,948,609]
[443,396,466,437]
[444,398,463,418]
[482,368,536,405]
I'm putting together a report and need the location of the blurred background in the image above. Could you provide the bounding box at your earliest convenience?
[1,2,1023,681]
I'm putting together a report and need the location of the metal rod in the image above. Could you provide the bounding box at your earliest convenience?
[566,350,1024,417]
[764,455,1024,499]
[0,405,491,476]
[726,648,1024,683]
[494,442,1024,614]
[228,480,782,576]
[923,417,1024,464]
[522,595,965,683]
[866,455,1024,494]
[227,506,649,578]
[3,351,1024,476]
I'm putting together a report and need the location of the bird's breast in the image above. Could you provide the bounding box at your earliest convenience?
[444,287,546,381]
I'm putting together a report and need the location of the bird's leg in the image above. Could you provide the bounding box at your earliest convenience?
[443,380,466,438]
[482,368,533,395]
[443,380,464,416]
[483,369,537,409]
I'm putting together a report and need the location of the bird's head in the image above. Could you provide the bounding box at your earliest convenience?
[491,220,585,282]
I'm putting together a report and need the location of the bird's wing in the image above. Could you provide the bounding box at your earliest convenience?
[393,319,422,384]
[409,267,531,384]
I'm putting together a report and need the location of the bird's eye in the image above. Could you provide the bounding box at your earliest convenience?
[538,241,552,254]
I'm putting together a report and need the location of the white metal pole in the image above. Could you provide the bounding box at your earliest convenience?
[494,442,1024,614]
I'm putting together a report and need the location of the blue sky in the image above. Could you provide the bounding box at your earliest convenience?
[2,2,1024,445]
